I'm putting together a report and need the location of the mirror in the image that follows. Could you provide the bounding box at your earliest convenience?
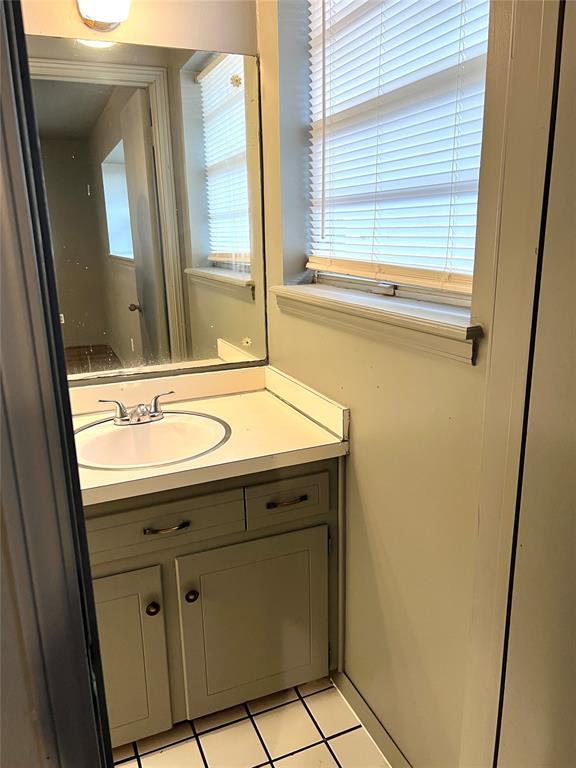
[26,35,266,380]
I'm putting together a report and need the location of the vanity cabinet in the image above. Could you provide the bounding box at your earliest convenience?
[93,565,172,746]
[176,526,329,718]
[86,460,339,746]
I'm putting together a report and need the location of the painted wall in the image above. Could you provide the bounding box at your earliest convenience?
[21,0,257,55]
[40,138,107,349]
[498,4,576,764]
[1,538,46,768]
[185,282,263,360]
[258,5,486,765]
[257,2,563,767]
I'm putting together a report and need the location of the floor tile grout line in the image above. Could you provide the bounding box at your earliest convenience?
[149,724,361,768]
[115,682,339,764]
[190,719,210,768]
[246,681,333,718]
[247,691,298,717]
[273,725,362,761]
[196,714,249,736]
[244,702,274,765]
[129,706,295,760]
[113,754,137,767]
[295,688,344,768]
[267,737,326,763]
[193,683,334,736]
[298,683,334,699]
[327,724,363,742]
[132,740,143,768]
[116,683,336,761]
[137,732,196,757]
[249,710,361,765]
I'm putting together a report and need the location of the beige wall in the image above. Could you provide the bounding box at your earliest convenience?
[257,1,562,767]
[185,282,264,360]
[258,5,486,765]
[498,4,576,764]
[271,320,485,767]
[40,137,107,349]
[22,0,257,55]
[1,539,46,768]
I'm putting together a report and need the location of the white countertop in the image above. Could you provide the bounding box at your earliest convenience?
[73,368,349,506]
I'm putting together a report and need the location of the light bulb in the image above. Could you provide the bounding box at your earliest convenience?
[77,39,116,49]
[77,0,131,32]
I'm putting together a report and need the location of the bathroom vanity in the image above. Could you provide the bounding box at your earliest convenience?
[73,368,348,748]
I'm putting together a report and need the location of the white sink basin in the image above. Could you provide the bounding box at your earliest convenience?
[74,411,231,470]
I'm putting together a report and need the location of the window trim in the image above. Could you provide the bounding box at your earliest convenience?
[271,283,482,364]
[306,0,490,300]
[261,0,517,372]
[184,266,254,290]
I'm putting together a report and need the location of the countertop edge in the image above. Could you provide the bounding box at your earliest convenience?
[81,441,349,506]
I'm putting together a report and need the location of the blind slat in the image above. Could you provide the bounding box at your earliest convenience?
[200,54,251,258]
[309,0,490,292]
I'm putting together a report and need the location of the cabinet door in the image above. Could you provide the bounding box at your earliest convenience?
[176,526,329,718]
[93,565,171,747]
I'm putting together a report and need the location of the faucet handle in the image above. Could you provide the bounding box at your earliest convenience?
[99,399,129,422]
[149,391,175,416]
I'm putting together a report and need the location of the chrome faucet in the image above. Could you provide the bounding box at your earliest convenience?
[99,391,175,426]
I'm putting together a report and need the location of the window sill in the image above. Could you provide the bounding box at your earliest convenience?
[184,267,254,290]
[270,284,483,365]
[109,254,135,265]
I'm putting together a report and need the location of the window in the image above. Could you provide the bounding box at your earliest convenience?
[308,0,491,296]
[101,140,134,260]
[199,54,251,271]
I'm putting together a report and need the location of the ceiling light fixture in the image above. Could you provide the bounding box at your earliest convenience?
[77,39,116,49]
[76,0,131,32]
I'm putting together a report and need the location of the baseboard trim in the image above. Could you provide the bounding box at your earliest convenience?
[332,671,413,768]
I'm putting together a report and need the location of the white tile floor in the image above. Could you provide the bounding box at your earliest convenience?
[112,679,391,768]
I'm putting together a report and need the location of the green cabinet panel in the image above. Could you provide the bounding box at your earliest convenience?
[93,565,172,747]
[176,526,329,719]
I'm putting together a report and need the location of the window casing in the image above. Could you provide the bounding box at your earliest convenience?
[308,0,491,296]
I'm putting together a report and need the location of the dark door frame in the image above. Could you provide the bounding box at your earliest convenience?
[1,2,110,765]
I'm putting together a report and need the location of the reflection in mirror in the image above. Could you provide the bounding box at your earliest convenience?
[26,36,266,379]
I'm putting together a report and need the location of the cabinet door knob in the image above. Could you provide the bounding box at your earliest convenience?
[185,589,200,604]
[145,601,161,616]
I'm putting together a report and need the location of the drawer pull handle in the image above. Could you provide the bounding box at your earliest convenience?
[266,494,309,510]
[145,601,161,616]
[143,520,190,536]
[185,589,200,604]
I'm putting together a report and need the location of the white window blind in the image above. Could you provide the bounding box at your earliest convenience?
[308,0,490,294]
[199,54,251,268]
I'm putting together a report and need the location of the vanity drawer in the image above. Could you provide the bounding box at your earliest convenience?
[87,489,245,563]
[245,472,330,530]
